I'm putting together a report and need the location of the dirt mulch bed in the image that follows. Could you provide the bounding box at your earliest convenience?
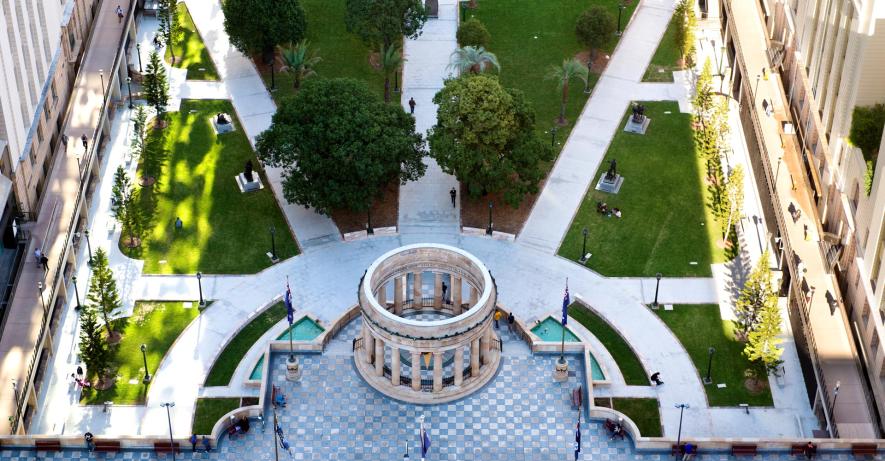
[329,181,399,235]
[574,50,611,74]
[459,180,546,236]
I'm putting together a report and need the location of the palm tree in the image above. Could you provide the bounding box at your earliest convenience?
[279,40,322,91]
[448,46,500,75]
[546,58,588,126]
[377,44,404,103]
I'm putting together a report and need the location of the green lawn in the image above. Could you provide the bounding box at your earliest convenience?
[261,0,387,103]
[205,302,287,386]
[165,3,219,80]
[595,398,661,437]
[193,398,241,434]
[81,301,199,404]
[642,15,680,82]
[124,99,298,274]
[558,101,725,277]
[657,304,773,406]
[468,0,637,142]
[568,303,648,385]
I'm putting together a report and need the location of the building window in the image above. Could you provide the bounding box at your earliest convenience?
[852,182,860,210]
[862,301,871,326]
[872,330,881,352]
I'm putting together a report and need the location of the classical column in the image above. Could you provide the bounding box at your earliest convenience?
[432,352,443,392]
[487,328,498,363]
[394,276,404,315]
[470,338,480,376]
[454,347,464,386]
[413,272,423,307]
[433,273,443,308]
[377,281,387,308]
[469,285,478,306]
[411,351,421,391]
[374,337,384,377]
[481,330,491,365]
[391,345,401,386]
[364,327,374,364]
[452,276,462,315]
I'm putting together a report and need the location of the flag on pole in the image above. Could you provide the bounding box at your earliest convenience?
[574,419,581,460]
[421,427,431,458]
[284,279,294,324]
[561,281,570,326]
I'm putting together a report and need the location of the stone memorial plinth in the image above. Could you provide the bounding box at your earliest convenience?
[235,173,264,193]
[595,173,624,194]
[286,357,302,382]
[623,116,651,134]
[553,359,569,382]
[212,113,235,134]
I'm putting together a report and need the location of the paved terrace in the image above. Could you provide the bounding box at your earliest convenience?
[0,0,133,434]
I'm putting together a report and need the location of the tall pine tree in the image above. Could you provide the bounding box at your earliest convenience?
[158,0,182,63]
[131,105,148,159]
[734,250,778,341]
[86,249,123,342]
[143,51,169,122]
[722,165,745,240]
[79,303,111,380]
[744,292,784,373]
[110,166,131,222]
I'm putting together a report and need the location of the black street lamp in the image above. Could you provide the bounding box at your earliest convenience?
[486,201,493,236]
[196,272,205,307]
[126,77,134,109]
[674,403,689,459]
[136,43,143,73]
[394,70,400,94]
[550,126,557,147]
[617,3,626,36]
[72,275,82,311]
[580,227,589,263]
[37,282,47,313]
[269,225,277,260]
[269,53,276,91]
[366,209,374,235]
[140,344,151,383]
[703,346,715,384]
[584,58,592,94]
[403,442,409,459]
[753,74,761,105]
[83,229,93,265]
[653,272,662,307]
[161,402,176,460]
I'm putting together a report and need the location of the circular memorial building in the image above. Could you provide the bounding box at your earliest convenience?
[355,244,501,403]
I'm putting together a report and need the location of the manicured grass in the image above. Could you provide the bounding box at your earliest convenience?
[204,302,287,386]
[468,0,637,142]
[165,3,218,80]
[642,15,680,82]
[193,398,241,435]
[568,303,648,385]
[595,398,661,437]
[124,99,298,274]
[656,304,773,406]
[261,0,387,103]
[558,101,725,277]
[81,301,199,404]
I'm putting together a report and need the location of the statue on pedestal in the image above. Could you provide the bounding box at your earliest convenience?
[605,159,618,181]
[244,160,254,182]
[631,103,645,123]
[216,113,229,125]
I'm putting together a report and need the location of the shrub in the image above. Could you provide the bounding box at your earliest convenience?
[457,17,490,48]
[575,6,615,59]
[849,104,885,162]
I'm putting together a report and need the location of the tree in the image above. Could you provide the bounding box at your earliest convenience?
[428,74,554,207]
[222,0,306,57]
[256,78,426,214]
[344,0,427,49]
[722,165,744,241]
[575,6,615,61]
[78,303,111,381]
[143,51,169,122]
[744,286,784,373]
[849,104,885,160]
[158,0,182,63]
[86,249,123,343]
[448,46,500,75]
[279,40,321,91]
[693,59,715,125]
[457,17,490,48]
[130,105,148,159]
[673,0,696,67]
[733,250,778,341]
[376,44,404,103]
[111,166,131,222]
[546,58,588,126]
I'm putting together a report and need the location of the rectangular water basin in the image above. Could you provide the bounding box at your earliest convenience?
[276,317,325,341]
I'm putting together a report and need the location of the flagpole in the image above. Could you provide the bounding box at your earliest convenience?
[419,414,425,461]
[287,276,294,362]
[273,405,279,461]
[560,278,568,363]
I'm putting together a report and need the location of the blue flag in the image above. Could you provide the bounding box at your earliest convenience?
[285,281,294,324]
[421,427,431,457]
[561,283,570,326]
[574,419,581,460]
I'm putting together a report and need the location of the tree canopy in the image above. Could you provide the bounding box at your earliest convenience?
[222,0,307,55]
[345,0,427,48]
[457,17,490,48]
[143,51,169,119]
[575,6,615,59]
[256,78,426,214]
[428,74,553,207]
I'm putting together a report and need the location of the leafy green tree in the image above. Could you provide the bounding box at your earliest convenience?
[673,0,696,66]
[457,17,490,48]
[428,74,553,206]
[256,78,426,214]
[158,0,183,63]
[744,286,784,373]
[734,250,777,341]
[143,51,169,122]
[111,166,131,222]
[449,46,500,75]
[279,40,321,91]
[693,59,714,126]
[722,165,744,240]
[849,104,885,159]
[78,303,111,380]
[345,0,427,49]
[222,0,306,57]
[86,249,123,341]
[376,44,404,103]
[131,106,148,159]
[575,6,615,61]
[546,58,588,125]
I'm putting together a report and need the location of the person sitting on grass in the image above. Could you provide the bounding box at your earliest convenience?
[597,202,608,214]
[613,208,622,218]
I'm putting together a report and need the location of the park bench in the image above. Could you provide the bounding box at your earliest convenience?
[35,440,62,451]
[94,440,121,452]
[731,444,757,456]
[153,442,180,454]
[790,444,807,455]
[672,444,700,457]
[851,443,878,457]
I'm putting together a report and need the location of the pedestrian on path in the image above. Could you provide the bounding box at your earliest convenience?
[33,248,42,264]
[494,311,502,329]
[40,255,49,272]
[76,365,84,378]
[116,5,123,22]
[84,432,94,452]
[408,97,416,114]
[681,442,696,460]
[803,442,817,459]
[189,434,197,452]
[507,312,514,332]
[450,187,456,208]
[81,134,88,151]
[202,436,211,452]
[175,217,183,231]
[650,372,663,386]
[62,134,69,151]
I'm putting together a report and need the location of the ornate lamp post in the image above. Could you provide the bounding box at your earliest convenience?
[161,402,176,460]
[653,272,662,307]
[617,3,627,36]
[126,77,134,109]
[72,275,82,311]
[136,43,143,73]
[579,227,589,263]
[703,346,715,384]
[196,272,204,307]
[486,201,493,235]
[269,225,277,261]
[674,403,689,459]
[140,344,151,383]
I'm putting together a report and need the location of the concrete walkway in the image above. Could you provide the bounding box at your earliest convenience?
[398,0,460,232]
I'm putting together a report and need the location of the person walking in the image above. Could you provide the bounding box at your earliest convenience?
[40,255,49,272]
[189,434,198,452]
[202,435,211,452]
[33,248,42,265]
[116,5,124,22]
[507,312,514,332]
[408,97,416,114]
[803,442,817,459]
[650,372,663,386]
[81,133,88,151]
[449,187,457,208]
[175,217,183,231]
[84,432,94,452]
[681,442,696,460]
[494,310,502,329]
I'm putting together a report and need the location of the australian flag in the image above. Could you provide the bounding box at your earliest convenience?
[561,282,570,326]
[421,427,431,458]
[285,280,294,324]
[574,419,581,460]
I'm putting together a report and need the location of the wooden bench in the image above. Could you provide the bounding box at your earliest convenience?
[35,440,62,451]
[94,440,121,453]
[851,443,878,457]
[731,444,757,456]
[790,444,807,455]
[154,442,180,454]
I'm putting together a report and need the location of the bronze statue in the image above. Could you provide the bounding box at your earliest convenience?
[631,103,645,122]
[244,159,254,182]
[216,113,229,124]
[605,159,617,181]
